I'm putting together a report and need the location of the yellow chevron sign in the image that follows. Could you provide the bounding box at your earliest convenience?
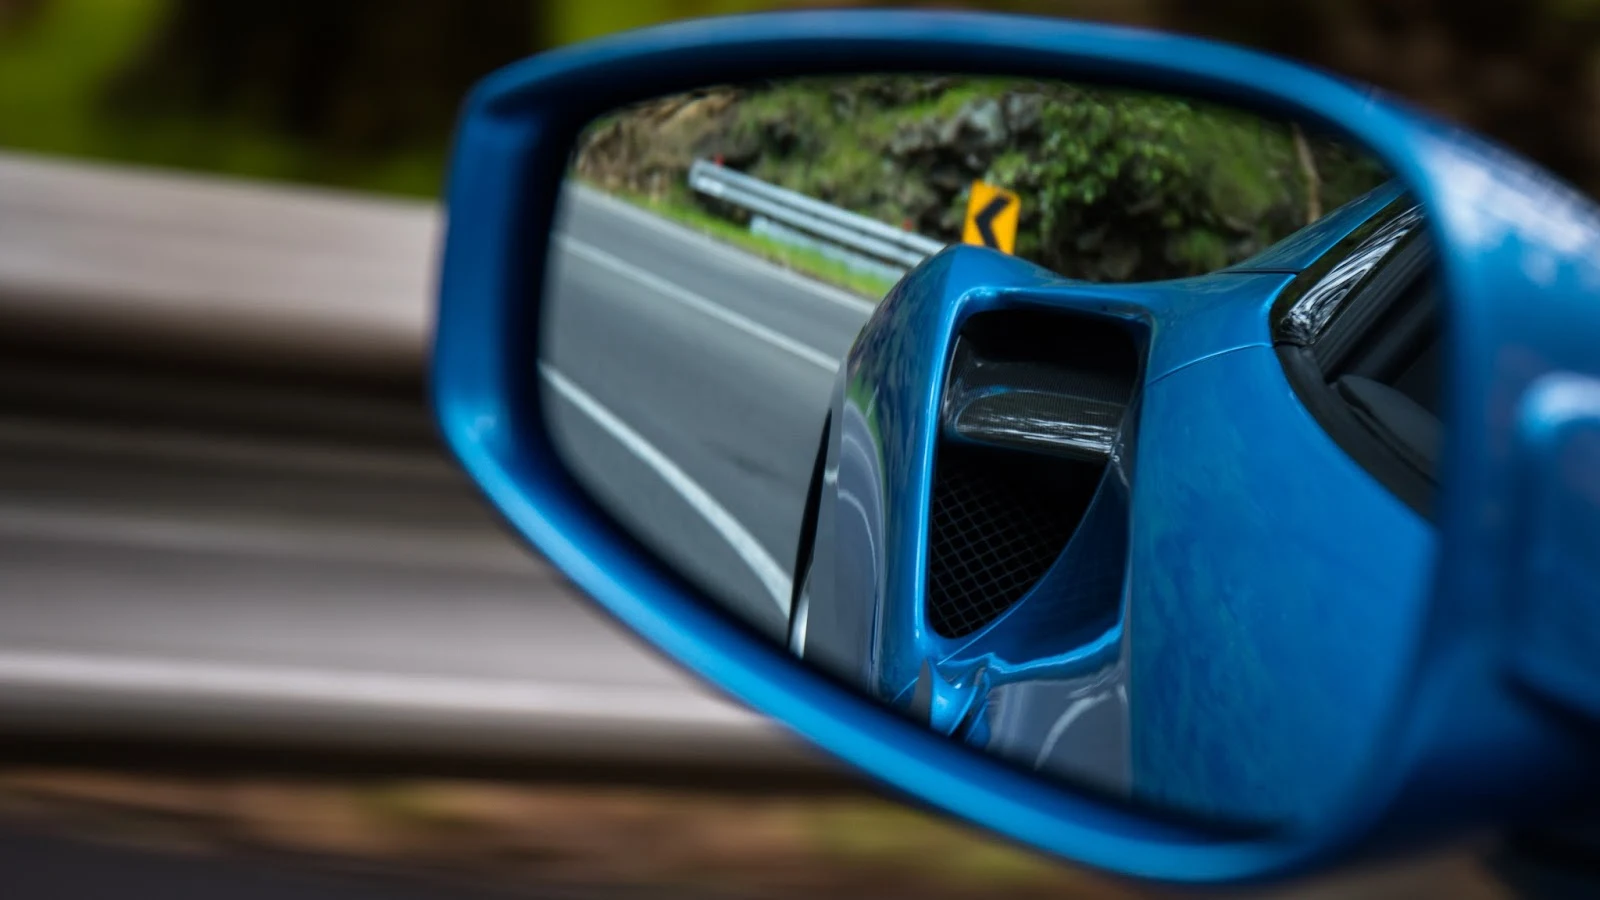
[961,181,1020,254]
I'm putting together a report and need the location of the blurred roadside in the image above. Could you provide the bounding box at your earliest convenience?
[4,1,1600,198]
[0,770,1515,900]
[0,2,1590,898]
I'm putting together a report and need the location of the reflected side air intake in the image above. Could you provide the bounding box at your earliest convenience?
[926,311,1138,639]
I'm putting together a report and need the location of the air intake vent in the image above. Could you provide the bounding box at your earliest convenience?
[925,310,1137,640]
[926,444,1102,638]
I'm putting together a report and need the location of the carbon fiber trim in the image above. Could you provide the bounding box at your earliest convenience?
[941,332,1133,460]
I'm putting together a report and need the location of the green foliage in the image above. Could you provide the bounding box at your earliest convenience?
[982,87,1382,280]
[0,0,167,156]
[1025,89,1209,279]
[668,77,1385,281]
[0,0,461,197]
[579,75,1391,283]
[542,0,777,45]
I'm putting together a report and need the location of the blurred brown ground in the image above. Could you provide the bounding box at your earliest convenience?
[0,770,1514,899]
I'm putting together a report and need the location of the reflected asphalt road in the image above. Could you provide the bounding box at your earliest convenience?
[543,186,872,640]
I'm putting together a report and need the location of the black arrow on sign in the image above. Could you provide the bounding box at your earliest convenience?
[972,194,1011,249]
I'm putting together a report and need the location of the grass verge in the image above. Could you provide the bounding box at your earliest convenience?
[592,184,900,302]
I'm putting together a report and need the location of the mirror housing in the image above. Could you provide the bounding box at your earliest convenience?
[433,10,1600,884]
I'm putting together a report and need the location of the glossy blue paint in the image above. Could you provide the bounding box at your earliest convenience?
[807,170,1478,828]
[1129,345,1432,826]
[825,248,1145,708]
[1508,373,1600,723]
[433,9,1600,885]
[814,200,1434,830]
[821,249,1308,787]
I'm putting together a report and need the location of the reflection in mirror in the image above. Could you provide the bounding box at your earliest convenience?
[540,75,1436,832]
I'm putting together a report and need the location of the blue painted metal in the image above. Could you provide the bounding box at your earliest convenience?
[811,233,1432,831]
[432,9,1600,885]
[1128,345,1432,826]
[1508,373,1600,724]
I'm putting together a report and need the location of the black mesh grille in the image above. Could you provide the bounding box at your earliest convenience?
[925,446,1094,639]
[924,309,1138,640]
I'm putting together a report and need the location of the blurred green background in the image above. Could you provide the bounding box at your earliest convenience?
[3,0,1600,197]
[0,0,826,196]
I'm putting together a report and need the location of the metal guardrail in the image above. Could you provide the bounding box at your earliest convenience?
[687,159,945,279]
[0,151,437,380]
[0,150,830,781]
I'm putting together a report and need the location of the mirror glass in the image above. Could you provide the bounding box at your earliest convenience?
[541,75,1438,831]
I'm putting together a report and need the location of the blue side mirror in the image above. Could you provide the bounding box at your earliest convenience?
[432,10,1600,885]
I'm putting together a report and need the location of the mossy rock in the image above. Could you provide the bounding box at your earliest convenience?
[575,76,1388,282]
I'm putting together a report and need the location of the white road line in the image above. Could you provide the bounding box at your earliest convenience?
[0,649,755,726]
[541,364,793,615]
[1034,691,1116,769]
[558,236,839,373]
[564,183,880,316]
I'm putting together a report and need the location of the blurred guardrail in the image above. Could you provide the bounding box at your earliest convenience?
[0,150,833,783]
[0,150,434,379]
[687,158,945,281]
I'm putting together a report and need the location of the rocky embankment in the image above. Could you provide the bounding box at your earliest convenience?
[575,77,1385,282]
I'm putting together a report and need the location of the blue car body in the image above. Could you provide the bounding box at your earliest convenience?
[799,182,1432,830]
[432,9,1600,884]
